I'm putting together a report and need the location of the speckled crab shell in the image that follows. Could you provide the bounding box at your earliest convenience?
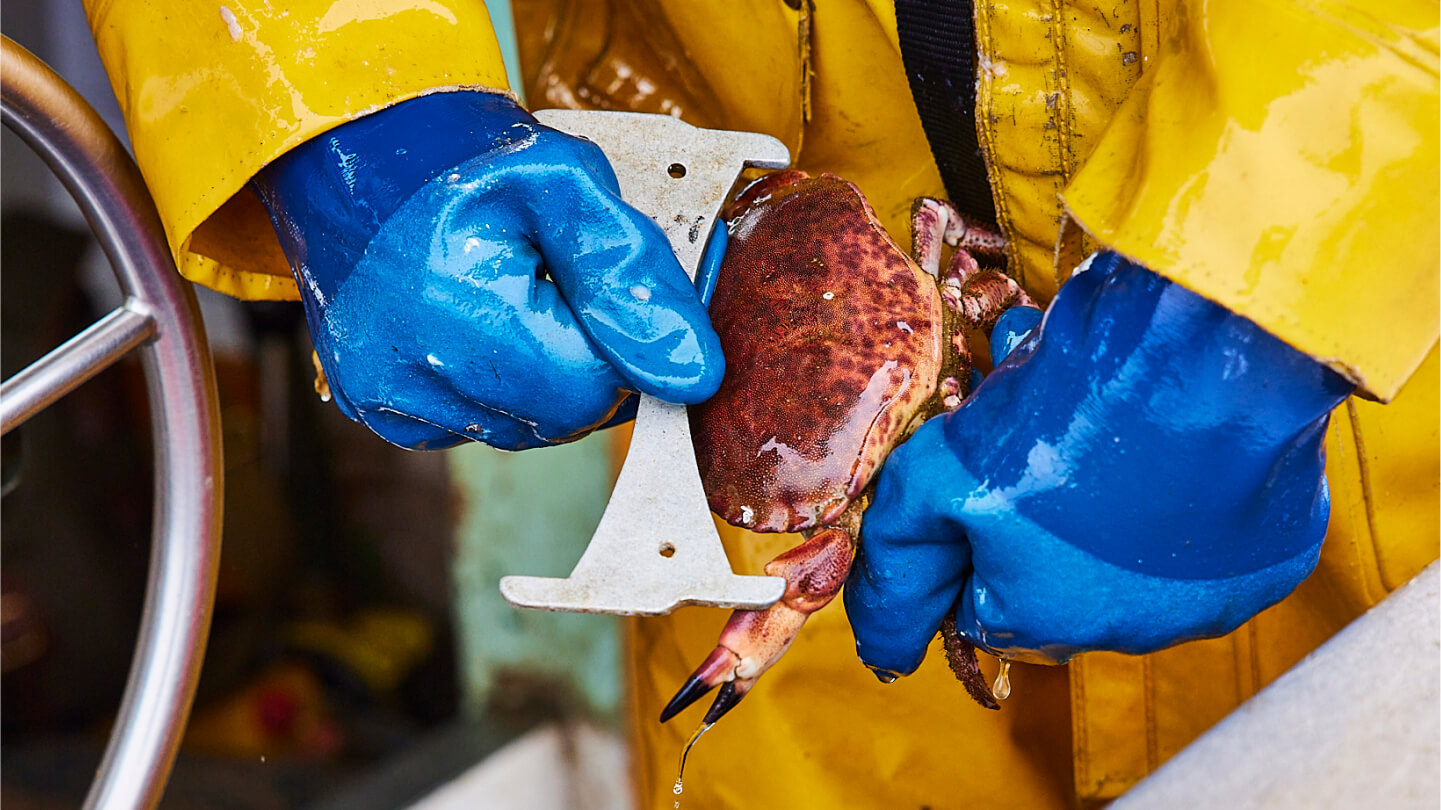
[690,171,943,533]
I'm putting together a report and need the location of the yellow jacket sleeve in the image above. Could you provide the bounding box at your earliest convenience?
[1063,0,1438,402]
[84,0,511,300]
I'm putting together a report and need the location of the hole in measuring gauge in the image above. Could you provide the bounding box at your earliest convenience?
[659,543,676,558]
[667,163,687,179]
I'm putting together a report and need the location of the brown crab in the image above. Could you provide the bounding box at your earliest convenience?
[660,170,1037,726]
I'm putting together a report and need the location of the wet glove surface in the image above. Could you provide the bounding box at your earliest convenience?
[844,253,1355,671]
[252,91,723,449]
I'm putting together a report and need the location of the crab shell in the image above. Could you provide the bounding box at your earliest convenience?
[690,171,943,533]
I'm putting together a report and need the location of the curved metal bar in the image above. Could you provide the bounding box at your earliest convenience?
[1,37,224,810]
[1,304,156,435]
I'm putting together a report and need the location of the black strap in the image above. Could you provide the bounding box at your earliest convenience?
[895,0,997,224]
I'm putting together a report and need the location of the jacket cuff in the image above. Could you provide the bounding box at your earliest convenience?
[87,0,510,300]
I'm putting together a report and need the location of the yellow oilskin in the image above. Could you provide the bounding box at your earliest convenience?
[972,0,1151,305]
[1062,0,1439,402]
[84,0,511,300]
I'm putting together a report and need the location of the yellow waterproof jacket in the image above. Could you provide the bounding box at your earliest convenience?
[87,0,1439,807]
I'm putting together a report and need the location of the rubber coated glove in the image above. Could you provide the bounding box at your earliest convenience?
[844,252,1356,673]
[251,91,723,450]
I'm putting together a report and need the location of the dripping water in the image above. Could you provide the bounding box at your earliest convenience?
[672,721,714,808]
[992,659,1013,701]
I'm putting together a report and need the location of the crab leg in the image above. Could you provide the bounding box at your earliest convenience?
[942,250,1036,333]
[910,197,1007,277]
[912,197,1032,328]
[912,197,1039,406]
[660,525,856,724]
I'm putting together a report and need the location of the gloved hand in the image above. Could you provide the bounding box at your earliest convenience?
[251,91,723,450]
[844,252,1355,673]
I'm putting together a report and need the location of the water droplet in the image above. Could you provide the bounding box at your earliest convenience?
[992,659,1012,701]
[822,291,835,300]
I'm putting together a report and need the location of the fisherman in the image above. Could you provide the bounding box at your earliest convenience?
[83,1,1437,807]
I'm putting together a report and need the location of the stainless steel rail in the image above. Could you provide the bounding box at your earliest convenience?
[1,36,224,810]
[2,305,156,432]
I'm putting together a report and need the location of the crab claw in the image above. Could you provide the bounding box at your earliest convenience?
[660,527,854,725]
[661,662,759,725]
[659,645,738,722]
[705,681,750,724]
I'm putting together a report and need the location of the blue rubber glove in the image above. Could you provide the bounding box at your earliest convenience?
[844,252,1355,674]
[251,91,723,450]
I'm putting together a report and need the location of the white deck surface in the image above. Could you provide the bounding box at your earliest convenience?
[407,722,632,810]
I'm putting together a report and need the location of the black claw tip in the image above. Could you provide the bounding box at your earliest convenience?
[702,681,748,725]
[660,674,717,723]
